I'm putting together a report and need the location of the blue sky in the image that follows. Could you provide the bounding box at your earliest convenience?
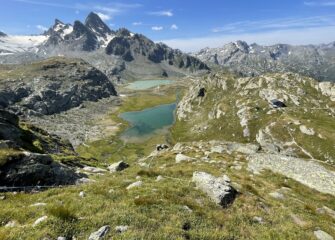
[1,0,335,51]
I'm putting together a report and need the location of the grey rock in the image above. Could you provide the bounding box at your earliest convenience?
[269,191,285,200]
[115,225,129,233]
[0,152,85,187]
[88,225,110,240]
[317,206,335,219]
[33,216,48,226]
[290,214,307,227]
[314,230,334,240]
[156,175,164,181]
[192,172,237,207]
[5,221,18,228]
[30,202,47,207]
[175,154,193,163]
[299,125,315,136]
[252,216,264,224]
[83,166,107,174]
[126,181,143,190]
[108,161,129,173]
[248,154,335,196]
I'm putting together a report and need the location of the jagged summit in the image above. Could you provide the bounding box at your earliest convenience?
[54,19,64,25]
[85,12,114,37]
[0,31,7,37]
[0,12,209,77]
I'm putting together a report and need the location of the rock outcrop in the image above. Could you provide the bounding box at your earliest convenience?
[88,225,110,240]
[0,57,117,116]
[0,152,84,187]
[248,154,335,196]
[108,161,129,173]
[0,109,85,188]
[192,172,237,207]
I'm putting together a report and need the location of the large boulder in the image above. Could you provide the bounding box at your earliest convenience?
[108,161,129,173]
[0,152,85,187]
[192,172,237,207]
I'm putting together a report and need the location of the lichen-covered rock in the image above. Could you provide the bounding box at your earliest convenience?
[126,181,143,190]
[192,172,237,207]
[175,154,193,163]
[314,230,334,240]
[0,152,85,187]
[248,154,335,196]
[88,225,110,240]
[108,161,129,172]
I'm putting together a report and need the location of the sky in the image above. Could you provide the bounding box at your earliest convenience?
[0,0,335,51]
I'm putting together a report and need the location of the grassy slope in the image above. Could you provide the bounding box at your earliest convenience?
[172,73,335,163]
[1,145,335,239]
[0,77,335,239]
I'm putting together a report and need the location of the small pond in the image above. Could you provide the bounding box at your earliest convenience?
[120,103,176,141]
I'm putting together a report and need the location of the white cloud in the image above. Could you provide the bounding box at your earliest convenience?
[170,24,178,30]
[133,22,143,26]
[13,0,141,18]
[93,6,120,15]
[159,26,335,52]
[36,25,48,31]
[304,1,335,6]
[149,10,173,17]
[96,12,111,21]
[211,15,335,33]
[152,26,163,31]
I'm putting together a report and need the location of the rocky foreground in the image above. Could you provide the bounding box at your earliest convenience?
[2,136,335,239]
[0,109,88,188]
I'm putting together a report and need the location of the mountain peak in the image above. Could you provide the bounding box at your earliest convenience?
[0,31,6,37]
[85,12,113,36]
[116,28,132,37]
[54,19,64,25]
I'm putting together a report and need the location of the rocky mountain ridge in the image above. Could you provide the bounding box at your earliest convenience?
[0,12,209,80]
[194,41,335,82]
[0,57,117,116]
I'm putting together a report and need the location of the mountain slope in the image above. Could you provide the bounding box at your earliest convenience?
[174,72,335,163]
[194,41,335,82]
[0,57,117,116]
[0,109,86,187]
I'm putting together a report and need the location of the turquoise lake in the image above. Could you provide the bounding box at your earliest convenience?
[120,103,176,140]
[126,80,173,90]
